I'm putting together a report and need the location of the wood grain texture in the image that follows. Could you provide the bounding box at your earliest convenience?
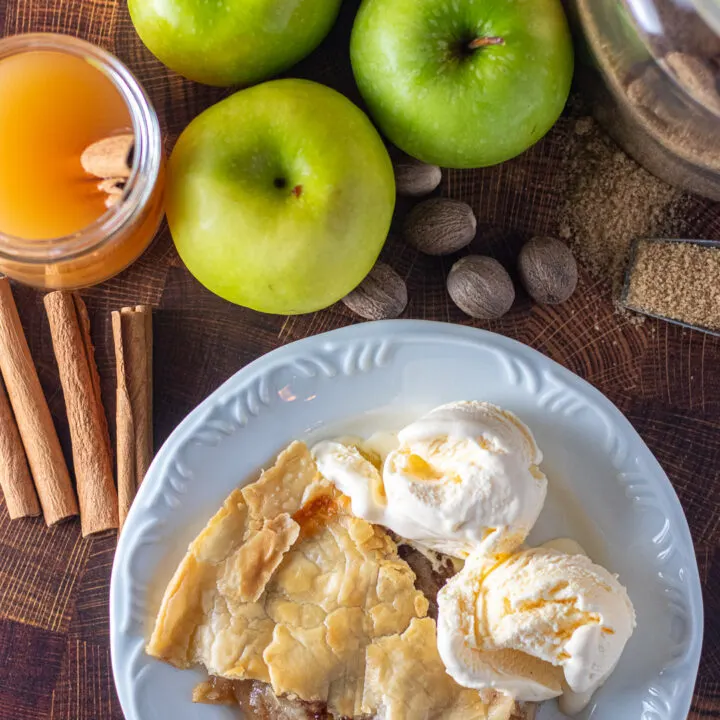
[0,0,719,718]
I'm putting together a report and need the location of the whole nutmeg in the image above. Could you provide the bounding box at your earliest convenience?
[393,156,442,197]
[518,236,578,305]
[403,198,476,255]
[342,262,408,321]
[447,256,515,320]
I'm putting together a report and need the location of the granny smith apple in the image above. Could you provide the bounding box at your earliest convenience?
[350,0,574,168]
[128,0,342,86]
[166,79,395,315]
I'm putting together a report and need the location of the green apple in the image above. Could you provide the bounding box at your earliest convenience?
[350,0,574,168]
[166,79,395,315]
[128,0,342,86]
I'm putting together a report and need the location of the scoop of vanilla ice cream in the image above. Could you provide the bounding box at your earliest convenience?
[313,401,547,559]
[437,546,636,710]
[383,401,547,557]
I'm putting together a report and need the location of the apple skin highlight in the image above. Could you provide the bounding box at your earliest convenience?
[165,79,396,315]
[350,0,574,168]
[128,0,343,87]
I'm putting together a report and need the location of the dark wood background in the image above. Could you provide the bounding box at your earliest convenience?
[0,0,719,718]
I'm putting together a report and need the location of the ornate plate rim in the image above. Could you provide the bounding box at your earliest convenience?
[110,319,703,720]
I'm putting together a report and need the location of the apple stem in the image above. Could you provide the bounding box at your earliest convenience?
[292,185,303,198]
[468,36,504,50]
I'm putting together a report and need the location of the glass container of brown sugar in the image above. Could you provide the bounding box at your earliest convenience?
[0,33,164,289]
[574,0,720,200]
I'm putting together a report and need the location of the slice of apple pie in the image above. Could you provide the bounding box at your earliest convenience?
[147,442,525,719]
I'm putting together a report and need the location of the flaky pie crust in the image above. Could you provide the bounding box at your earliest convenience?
[147,441,514,719]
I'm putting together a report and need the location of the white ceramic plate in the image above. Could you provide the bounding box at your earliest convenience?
[110,320,703,720]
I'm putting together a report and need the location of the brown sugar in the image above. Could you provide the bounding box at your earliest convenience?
[559,117,689,297]
[625,239,720,331]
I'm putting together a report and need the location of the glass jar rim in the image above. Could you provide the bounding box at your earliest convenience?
[0,33,162,264]
[616,2,720,119]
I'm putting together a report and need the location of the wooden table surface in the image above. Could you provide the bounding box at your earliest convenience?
[1,1,719,718]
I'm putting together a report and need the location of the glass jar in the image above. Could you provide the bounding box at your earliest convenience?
[0,33,164,289]
[574,0,720,200]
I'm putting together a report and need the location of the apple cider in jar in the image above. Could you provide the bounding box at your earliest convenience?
[0,34,164,289]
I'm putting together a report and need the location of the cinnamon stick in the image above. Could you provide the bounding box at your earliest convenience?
[126,306,153,484]
[44,292,117,536]
[112,306,153,529]
[0,278,77,525]
[0,375,40,519]
[114,331,135,531]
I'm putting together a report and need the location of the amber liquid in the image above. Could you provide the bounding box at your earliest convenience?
[0,50,133,240]
[0,48,165,288]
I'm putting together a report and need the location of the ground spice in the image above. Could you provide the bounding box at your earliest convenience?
[559,116,688,297]
[625,239,720,331]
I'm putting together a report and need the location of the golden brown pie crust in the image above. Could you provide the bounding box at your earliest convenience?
[147,441,519,719]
